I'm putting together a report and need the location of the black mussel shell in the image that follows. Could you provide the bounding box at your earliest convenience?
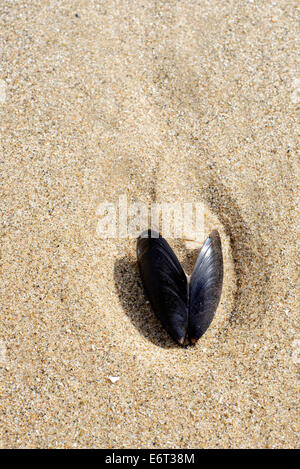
[136,229,223,345]
[188,230,223,343]
[137,230,188,344]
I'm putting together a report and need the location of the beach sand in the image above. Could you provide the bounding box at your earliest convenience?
[0,0,299,448]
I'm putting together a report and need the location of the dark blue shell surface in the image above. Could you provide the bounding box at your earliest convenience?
[136,229,223,345]
[137,230,188,344]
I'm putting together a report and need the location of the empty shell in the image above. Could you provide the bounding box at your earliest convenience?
[136,229,223,345]
[188,230,223,342]
[137,230,188,344]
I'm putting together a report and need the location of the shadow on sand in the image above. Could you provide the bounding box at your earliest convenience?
[114,176,273,348]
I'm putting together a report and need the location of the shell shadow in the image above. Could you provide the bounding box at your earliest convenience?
[114,256,179,348]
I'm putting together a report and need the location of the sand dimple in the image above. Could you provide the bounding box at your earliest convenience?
[108,204,236,376]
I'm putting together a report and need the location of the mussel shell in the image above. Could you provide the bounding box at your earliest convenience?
[188,230,223,342]
[136,229,223,345]
[137,230,188,344]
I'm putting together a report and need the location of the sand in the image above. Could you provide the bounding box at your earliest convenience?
[0,0,299,448]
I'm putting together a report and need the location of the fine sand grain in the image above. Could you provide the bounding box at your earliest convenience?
[0,0,299,448]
